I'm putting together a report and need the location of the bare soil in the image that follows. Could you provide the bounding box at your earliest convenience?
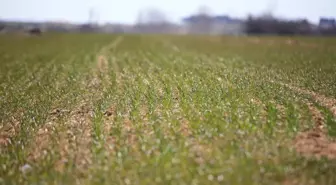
[294,101,336,160]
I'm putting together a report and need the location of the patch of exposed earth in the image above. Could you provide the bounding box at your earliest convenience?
[276,82,336,159]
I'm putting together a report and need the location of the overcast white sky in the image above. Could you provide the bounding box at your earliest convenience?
[1,0,335,24]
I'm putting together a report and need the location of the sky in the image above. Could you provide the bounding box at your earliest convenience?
[1,0,335,24]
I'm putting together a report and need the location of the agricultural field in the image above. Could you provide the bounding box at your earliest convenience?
[1,33,336,185]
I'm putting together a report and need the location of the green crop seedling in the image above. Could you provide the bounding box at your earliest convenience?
[1,34,336,185]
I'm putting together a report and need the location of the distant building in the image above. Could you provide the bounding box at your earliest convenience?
[79,23,101,33]
[318,17,336,35]
[319,18,336,29]
[182,14,244,35]
[212,15,245,35]
[132,22,181,34]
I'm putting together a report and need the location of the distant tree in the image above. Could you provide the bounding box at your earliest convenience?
[245,15,313,35]
[28,27,42,36]
[197,5,212,16]
[136,8,168,25]
[0,24,4,31]
[134,8,173,33]
[183,5,214,34]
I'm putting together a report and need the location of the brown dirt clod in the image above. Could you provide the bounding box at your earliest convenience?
[293,102,336,160]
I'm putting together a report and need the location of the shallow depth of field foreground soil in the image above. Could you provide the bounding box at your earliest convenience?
[1,34,336,185]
